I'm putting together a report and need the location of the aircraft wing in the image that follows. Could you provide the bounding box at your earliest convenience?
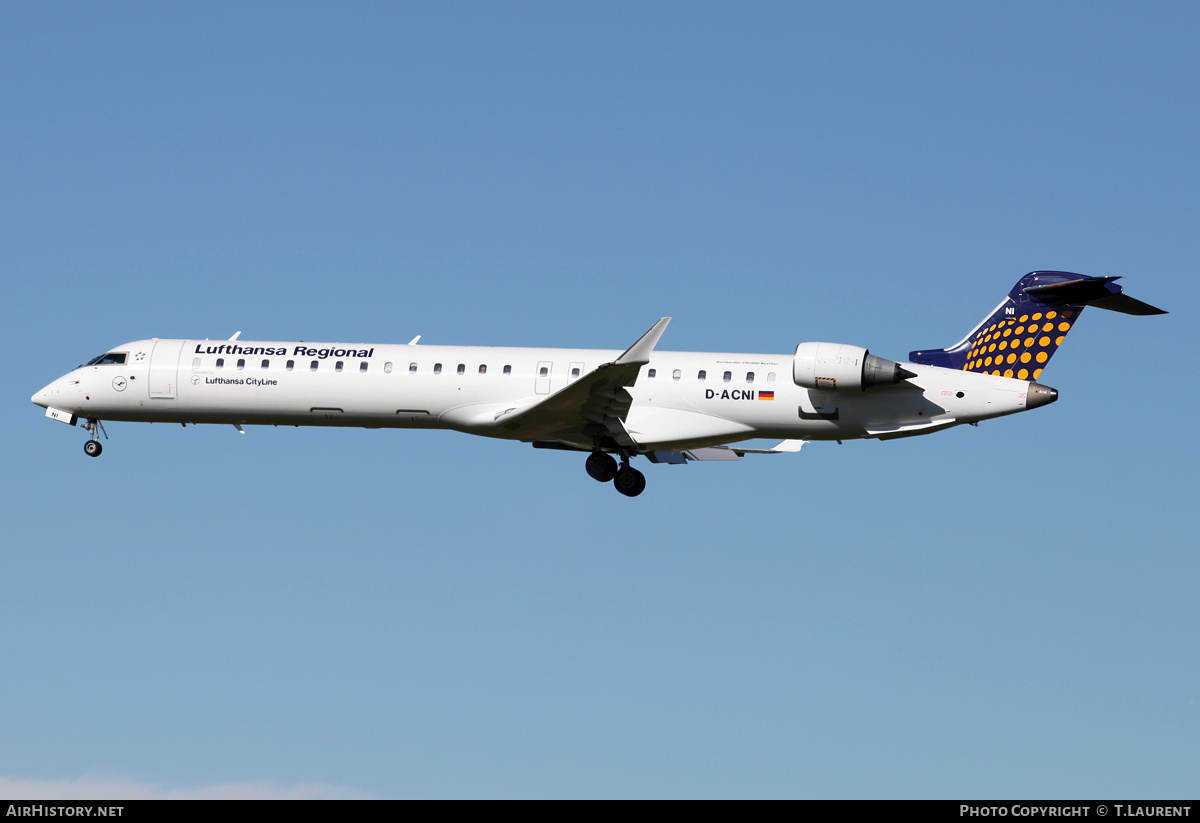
[492,318,671,449]
[645,439,807,463]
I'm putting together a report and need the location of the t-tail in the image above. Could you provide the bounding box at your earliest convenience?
[909,271,1166,380]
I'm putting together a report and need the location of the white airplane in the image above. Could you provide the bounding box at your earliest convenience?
[32,271,1164,497]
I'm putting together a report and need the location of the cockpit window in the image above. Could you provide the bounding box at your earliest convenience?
[83,352,127,366]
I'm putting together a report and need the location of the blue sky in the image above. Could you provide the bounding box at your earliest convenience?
[2,1,1196,799]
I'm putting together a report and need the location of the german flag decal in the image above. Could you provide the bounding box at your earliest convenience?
[758,391,774,400]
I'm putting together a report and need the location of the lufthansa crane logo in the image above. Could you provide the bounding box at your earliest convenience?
[112,376,128,392]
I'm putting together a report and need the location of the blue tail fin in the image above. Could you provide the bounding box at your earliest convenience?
[909,271,1166,380]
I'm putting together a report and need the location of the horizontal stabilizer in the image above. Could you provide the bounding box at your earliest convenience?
[1085,293,1168,315]
[1022,276,1167,314]
[1021,276,1118,305]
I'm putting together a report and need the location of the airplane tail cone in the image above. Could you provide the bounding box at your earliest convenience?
[1026,382,1058,410]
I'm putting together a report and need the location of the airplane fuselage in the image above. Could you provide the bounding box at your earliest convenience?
[33,272,1163,496]
[33,336,1047,452]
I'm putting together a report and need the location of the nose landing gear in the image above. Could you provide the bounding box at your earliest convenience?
[83,418,107,457]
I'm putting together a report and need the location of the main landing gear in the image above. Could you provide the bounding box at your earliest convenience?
[83,418,107,457]
[586,451,646,497]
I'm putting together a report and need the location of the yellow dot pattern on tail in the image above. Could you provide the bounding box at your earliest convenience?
[962,309,1075,379]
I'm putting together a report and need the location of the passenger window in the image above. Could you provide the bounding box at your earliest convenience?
[539,366,548,377]
[647,369,656,378]
[384,362,393,374]
[673,369,681,381]
[698,370,706,381]
[216,358,224,369]
[571,367,580,378]
[457,364,465,375]
[286,360,294,371]
[192,357,201,367]
[261,359,269,369]
[434,363,442,374]
[767,372,776,383]
[503,365,512,375]
[360,362,368,373]
[479,365,487,374]
[746,372,754,384]
[335,361,344,372]
[237,359,245,370]
[310,361,318,371]
[723,371,731,383]
[409,362,417,373]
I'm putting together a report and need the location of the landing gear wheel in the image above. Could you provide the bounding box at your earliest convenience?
[613,465,646,497]
[586,451,618,482]
[84,440,103,457]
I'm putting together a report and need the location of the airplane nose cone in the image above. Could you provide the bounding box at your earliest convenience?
[1026,382,1058,409]
[32,375,78,409]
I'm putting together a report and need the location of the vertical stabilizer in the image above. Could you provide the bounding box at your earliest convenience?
[908,271,1165,380]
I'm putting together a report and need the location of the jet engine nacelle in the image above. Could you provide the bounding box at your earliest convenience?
[793,342,914,391]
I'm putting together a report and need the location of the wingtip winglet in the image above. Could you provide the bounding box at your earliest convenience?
[615,317,671,366]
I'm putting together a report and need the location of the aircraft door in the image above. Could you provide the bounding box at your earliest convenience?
[149,339,186,399]
[535,361,552,395]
